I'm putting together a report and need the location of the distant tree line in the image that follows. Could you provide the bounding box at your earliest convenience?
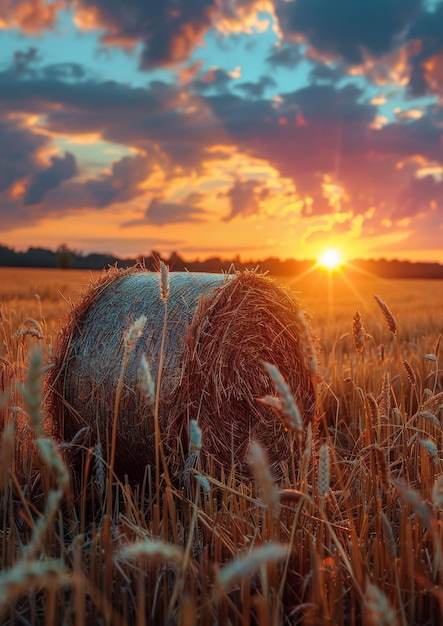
[0,243,442,279]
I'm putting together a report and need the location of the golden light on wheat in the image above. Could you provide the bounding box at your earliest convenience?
[0,266,442,625]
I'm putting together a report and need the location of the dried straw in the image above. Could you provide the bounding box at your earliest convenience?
[48,266,318,481]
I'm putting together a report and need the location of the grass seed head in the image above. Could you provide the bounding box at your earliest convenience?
[118,538,184,566]
[12,318,44,340]
[159,260,169,301]
[365,581,398,626]
[189,419,202,452]
[352,309,366,353]
[217,543,290,589]
[403,359,417,387]
[262,361,303,439]
[317,443,330,499]
[419,438,439,464]
[124,315,147,350]
[373,294,397,335]
[138,353,155,407]
[377,372,391,420]
[296,309,318,376]
[248,441,280,515]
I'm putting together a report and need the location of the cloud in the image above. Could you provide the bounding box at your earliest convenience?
[235,75,276,98]
[12,47,41,76]
[85,154,152,207]
[24,151,78,205]
[74,0,218,68]
[143,195,207,225]
[193,67,234,93]
[396,174,443,218]
[0,60,225,171]
[0,0,63,33]
[266,43,303,68]
[274,0,423,65]
[42,63,88,82]
[0,117,46,192]
[373,114,443,162]
[407,1,443,94]
[223,179,263,221]
[1,40,443,245]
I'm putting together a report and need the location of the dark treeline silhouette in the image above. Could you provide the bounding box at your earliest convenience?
[0,243,442,279]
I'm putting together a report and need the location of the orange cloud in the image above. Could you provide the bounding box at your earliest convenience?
[423,54,443,93]
[0,0,64,33]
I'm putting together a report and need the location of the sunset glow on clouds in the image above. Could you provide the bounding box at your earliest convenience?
[0,0,442,261]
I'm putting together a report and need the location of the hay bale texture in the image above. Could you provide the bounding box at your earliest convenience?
[48,266,318,481]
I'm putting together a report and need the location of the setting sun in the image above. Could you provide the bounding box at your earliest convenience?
[318,248,342,271]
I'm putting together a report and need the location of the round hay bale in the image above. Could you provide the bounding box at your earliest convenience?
[48,266,318,481]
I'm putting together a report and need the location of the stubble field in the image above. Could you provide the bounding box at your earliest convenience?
[0,266,442,625]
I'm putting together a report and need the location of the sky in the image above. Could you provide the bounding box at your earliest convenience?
[0,0,442,263]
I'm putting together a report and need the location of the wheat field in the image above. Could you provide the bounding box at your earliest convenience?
[0,266,442,625]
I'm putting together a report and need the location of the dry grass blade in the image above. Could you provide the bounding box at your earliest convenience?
[374,446,390,491]
[373,294,397,335]
[432,475,443,508]
[434,333,441,358]
[0,420,15,491]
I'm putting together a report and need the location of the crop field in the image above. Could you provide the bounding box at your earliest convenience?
[0,266,442,625]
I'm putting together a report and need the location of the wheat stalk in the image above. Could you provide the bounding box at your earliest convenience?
[373,294,397,335]
[365,581,398,626]
[0,420,15,492]
[317,444,330,499]
[296,309,318,376]
[432,475,443,509]
[352,309,366,353]
[138,353,155,407]
[0,560,68,614]
[377,372,391,420]
[118,538,184,566]
[217,543,290,589]
[12,318,44,340]
[261,362,303,442]
[403,359,417,387]
[249,441,280,516]
[421,391,443,414]
[374,446,390,491]
[159,260,169,301]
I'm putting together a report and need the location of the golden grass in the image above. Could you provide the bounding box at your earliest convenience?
[0,266,443,625]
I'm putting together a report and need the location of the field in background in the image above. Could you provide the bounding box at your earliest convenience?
[2,265,442,340]
[0,266,443,625]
